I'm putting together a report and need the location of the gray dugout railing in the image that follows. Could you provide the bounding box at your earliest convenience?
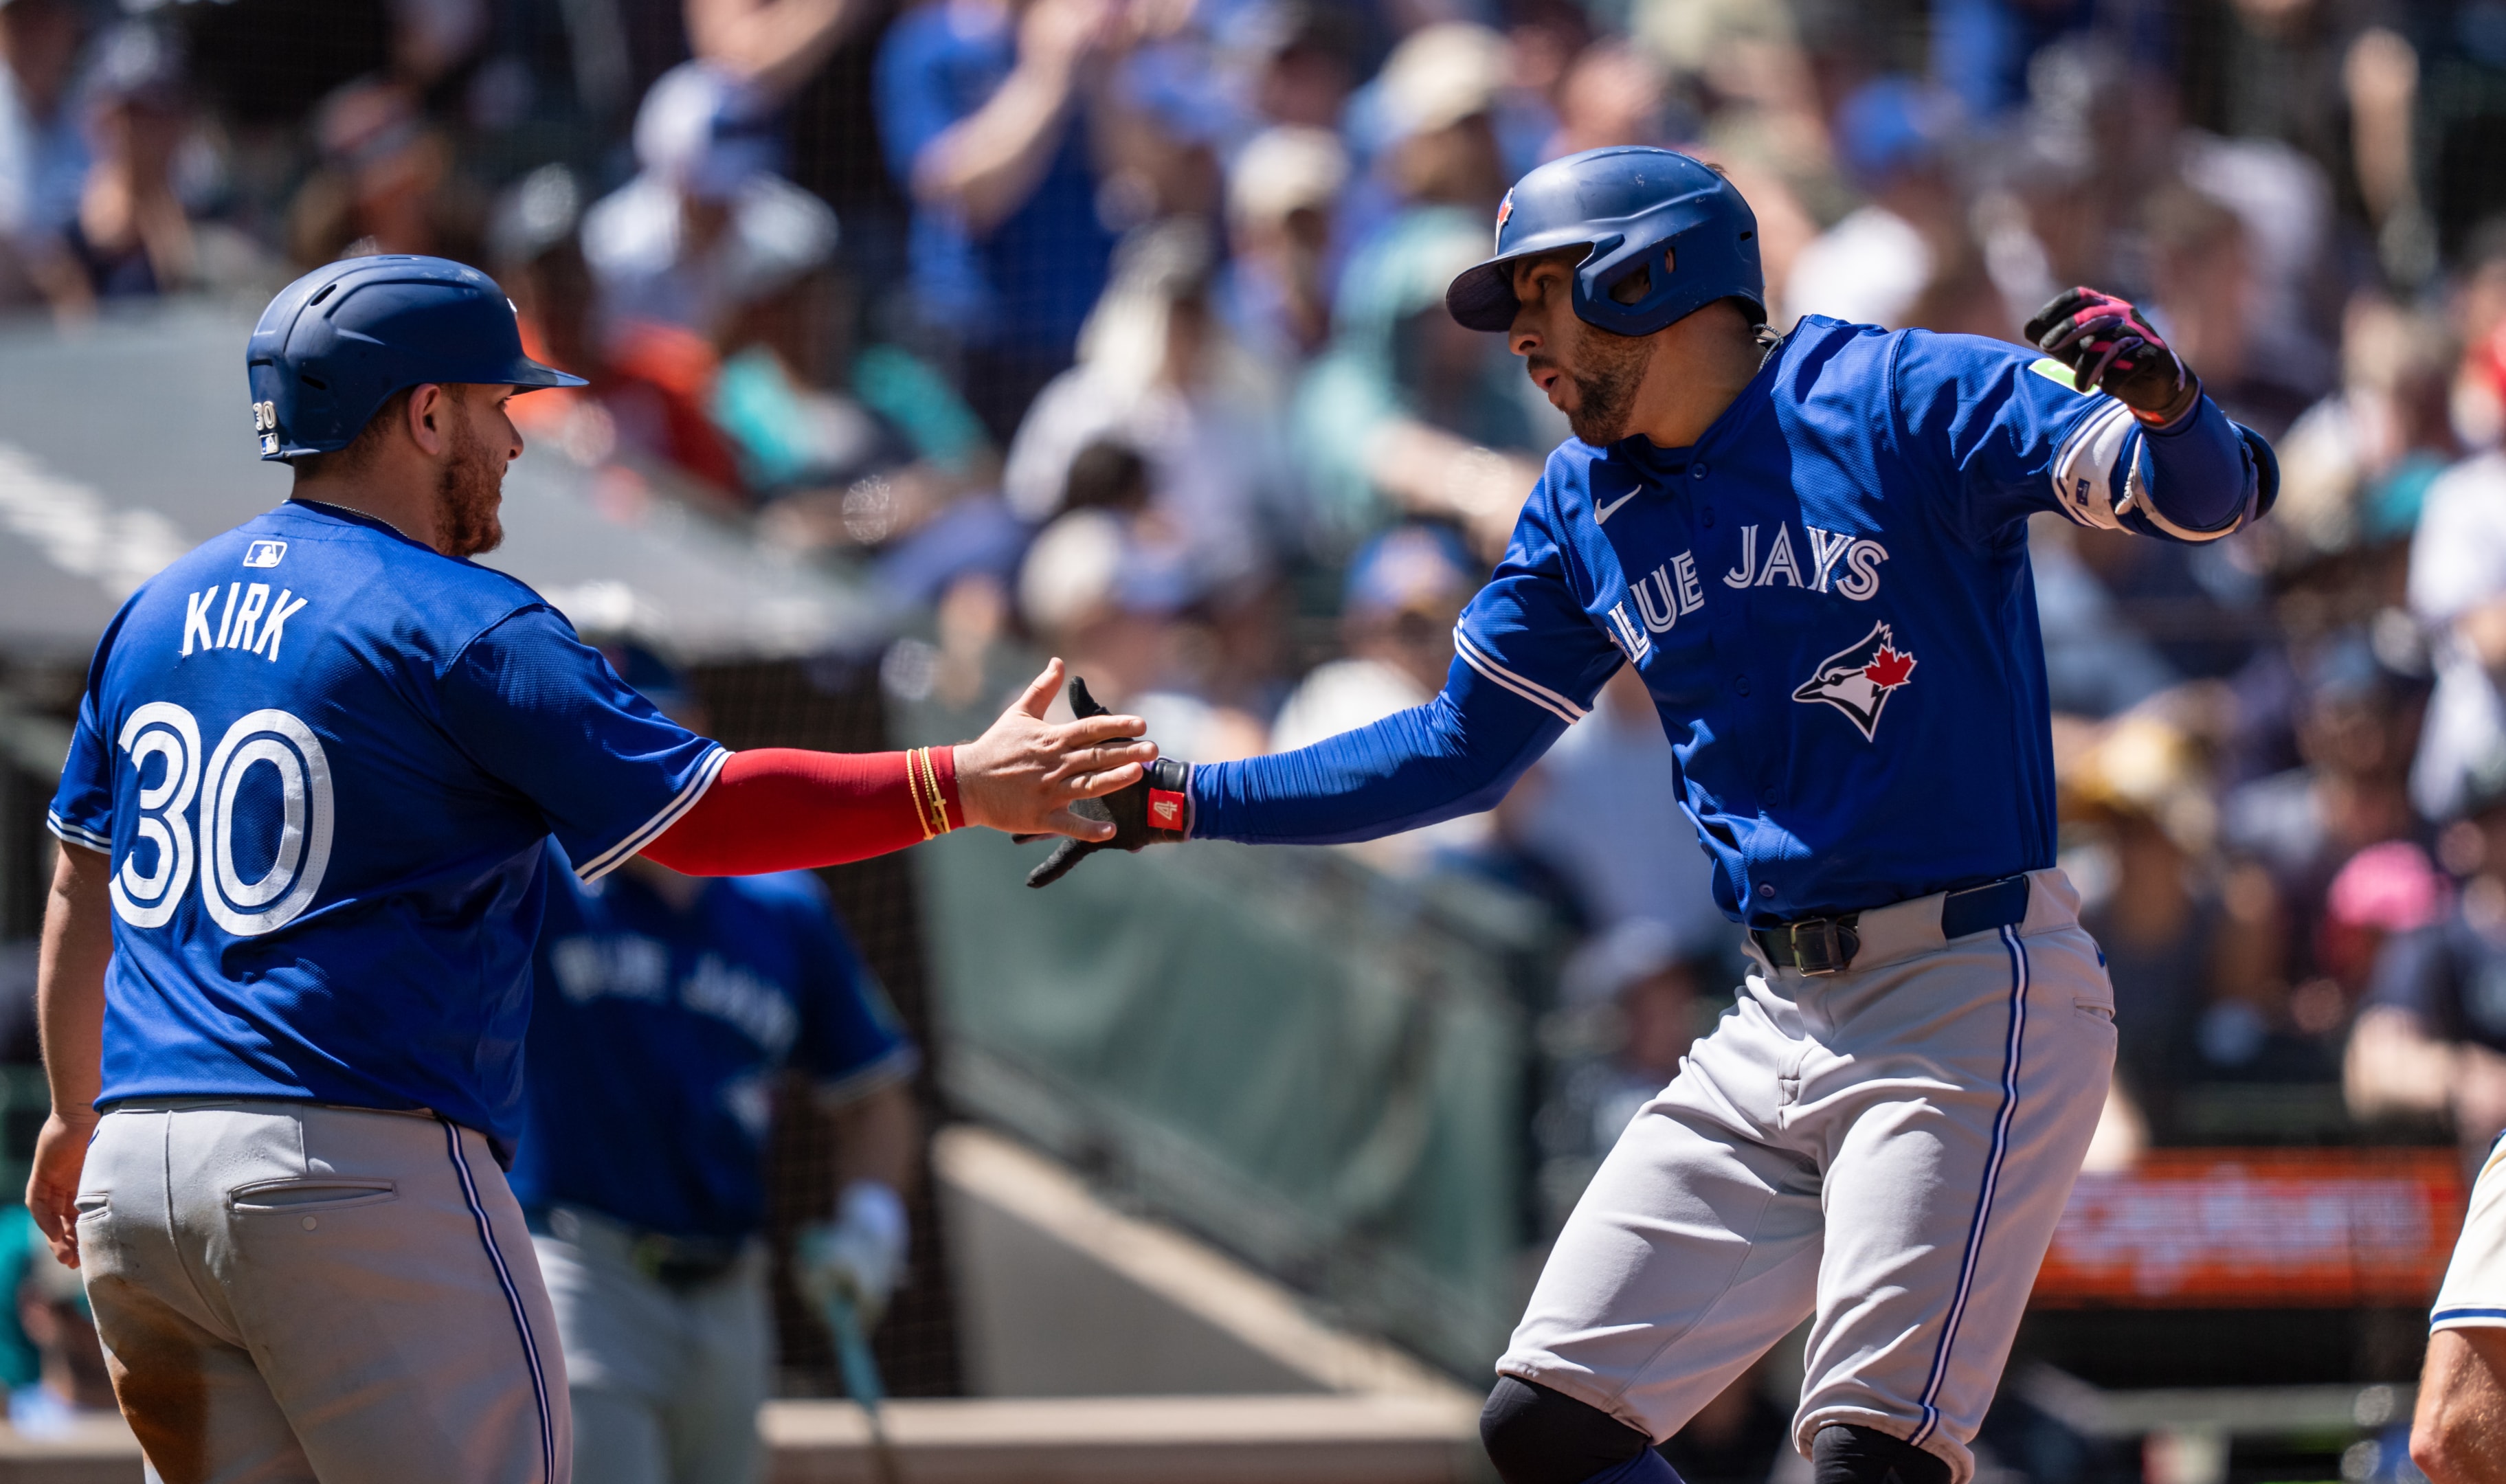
[895,686,1556,1377]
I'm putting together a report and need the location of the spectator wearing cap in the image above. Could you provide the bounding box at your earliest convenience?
[583,60,826,341]
[2351,745,2506,1156]
[1218,124,1347,372]
[489,162,748,500]
[707,168,998,547]
[1016,486,1270,763]
[1292,202,1558,556]
[1267,523,1499,873]
[1333,22,1518,275]
[1005,219,1294,607]
[2063,714,2240,1141]
[1317,22,1568,548]
[1532,919,1714,1230]
[65,21,190,299]
[1782,76,2007,338]
[874,0,1151,442]
[1272,522,1473,753]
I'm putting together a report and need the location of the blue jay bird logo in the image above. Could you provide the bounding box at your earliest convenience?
[1793,622,1917,741]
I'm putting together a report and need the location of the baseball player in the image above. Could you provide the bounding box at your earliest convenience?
[2415,1131,2506,1484]
[1033,147,2276,1484]
[27,254,1152,1483]
[512,646,921,1484]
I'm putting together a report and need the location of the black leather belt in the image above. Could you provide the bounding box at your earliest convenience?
[1752,875,2030,976]
[528,1206,748,1291]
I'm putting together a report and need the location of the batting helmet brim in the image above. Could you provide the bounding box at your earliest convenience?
[1444,234,1601,333]
[504,357,592,392]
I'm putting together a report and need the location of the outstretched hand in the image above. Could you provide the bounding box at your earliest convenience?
[953,659,1157,840]
[2024,286,2199,424]
[1024,675,1190,888]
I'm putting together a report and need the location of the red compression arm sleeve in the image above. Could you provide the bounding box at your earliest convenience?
[639,747,963,875]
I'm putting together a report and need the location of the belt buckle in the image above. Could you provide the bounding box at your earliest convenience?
[1788,917,1857,976]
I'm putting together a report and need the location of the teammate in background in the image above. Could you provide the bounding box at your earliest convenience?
[515,645,919,1484]
[1033,148,2276,1484]
[2399,754,2506,1484]
[29,254,1152,1483]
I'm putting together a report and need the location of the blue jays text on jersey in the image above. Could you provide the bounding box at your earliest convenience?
[47,499,727,1140]
[1189,317,2271,925]
[509,855,917,1241]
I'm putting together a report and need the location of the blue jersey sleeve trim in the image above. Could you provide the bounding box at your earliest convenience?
[2043,393,2256,543]
[574,744,731,884]
[812,1045,922,1107]
[45,812,110,852]
[1453,627,1591,724]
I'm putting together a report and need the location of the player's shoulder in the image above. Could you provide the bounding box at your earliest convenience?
[1517,438,1624,548]
[287,499,554,637]
[124,501,556,671]
[1774,315,2033,390]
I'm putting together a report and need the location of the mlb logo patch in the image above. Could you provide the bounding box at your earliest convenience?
[243,539,287,569]
[1494,191,1513,250]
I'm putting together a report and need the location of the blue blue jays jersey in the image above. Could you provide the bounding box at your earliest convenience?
[1193,318,2269,924]
[47,500,727,1140]
[508,856,916,1240]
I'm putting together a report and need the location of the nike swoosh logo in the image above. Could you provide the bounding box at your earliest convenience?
[1595,490,1640,524]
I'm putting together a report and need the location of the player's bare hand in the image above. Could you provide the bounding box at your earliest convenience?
[954,659,1156,839]
[26,1109,97,1268]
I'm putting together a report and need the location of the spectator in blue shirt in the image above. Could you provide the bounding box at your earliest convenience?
[875,0,1131,439]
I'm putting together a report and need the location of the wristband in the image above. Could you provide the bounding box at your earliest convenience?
[1146,758,1191,837]
[837,1179,908,1249]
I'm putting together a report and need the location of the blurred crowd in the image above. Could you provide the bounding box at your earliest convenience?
[16,0,2506,1231]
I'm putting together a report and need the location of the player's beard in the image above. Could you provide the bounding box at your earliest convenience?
[435,401,506,558]
[1556,324,1654,445]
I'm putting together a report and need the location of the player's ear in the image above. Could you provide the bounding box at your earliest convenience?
[405,383,450,458]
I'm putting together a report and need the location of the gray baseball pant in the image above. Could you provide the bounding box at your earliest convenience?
[73,1099,568,1484]
[532,1206,771,1484]
[1499,868,2115,1484]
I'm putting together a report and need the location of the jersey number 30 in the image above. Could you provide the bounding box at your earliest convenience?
[108,701,335,936]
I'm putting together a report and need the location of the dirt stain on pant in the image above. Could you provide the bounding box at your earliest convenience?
[86,1272,210,1484]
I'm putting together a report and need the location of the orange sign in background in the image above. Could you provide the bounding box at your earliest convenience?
[2030,1149,2466,1308]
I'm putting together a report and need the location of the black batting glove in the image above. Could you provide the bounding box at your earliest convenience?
[2024,286,2200,425]
[1022,676,1190,888]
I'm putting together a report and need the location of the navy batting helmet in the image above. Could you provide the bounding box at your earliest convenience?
[1444,146,1764,338]
[246,254,587,462]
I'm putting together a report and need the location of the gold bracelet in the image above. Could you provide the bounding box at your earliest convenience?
[907,748,934,839]
[908,747,952,840]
